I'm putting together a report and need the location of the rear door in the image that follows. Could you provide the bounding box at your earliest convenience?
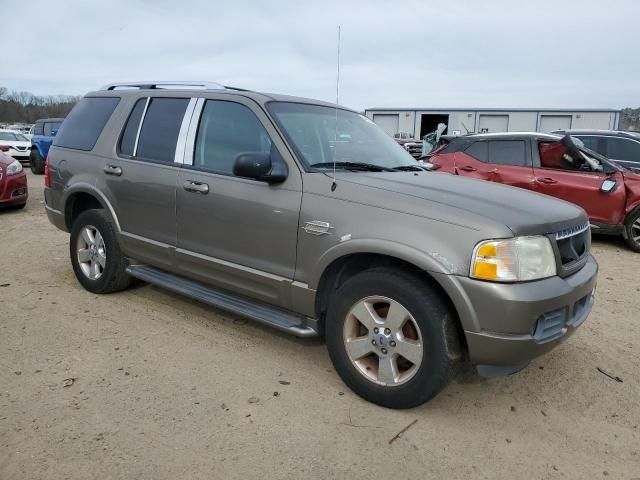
[175,95,303,307]
[455,139,534,189]
[532,140,627,225]
[101,95,193,269]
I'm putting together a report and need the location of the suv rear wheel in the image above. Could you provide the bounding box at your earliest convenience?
[325,267,462,409]
[30,149,44,174]
[70,209,131,293]
[624,208,640,252]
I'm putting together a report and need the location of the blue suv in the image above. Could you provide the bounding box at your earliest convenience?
[30,118,64,174]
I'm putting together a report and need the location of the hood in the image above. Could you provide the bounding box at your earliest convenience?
[337,171,587,236]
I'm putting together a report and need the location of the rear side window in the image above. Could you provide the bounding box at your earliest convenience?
[136,98,189,163]
[488,140,526,166]
[119,99,147,156]
[606,137,640,162]
[54,97,119,150]
[465,141,488,162]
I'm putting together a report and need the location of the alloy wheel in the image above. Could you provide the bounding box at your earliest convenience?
[343,296,423,387]
[76,225,106,280]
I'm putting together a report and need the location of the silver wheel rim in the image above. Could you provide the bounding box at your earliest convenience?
[76,225,106,280]
[343,296,423,387]
[632,218,640,244]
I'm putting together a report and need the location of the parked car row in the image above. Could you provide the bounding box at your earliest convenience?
[0,151,28,209]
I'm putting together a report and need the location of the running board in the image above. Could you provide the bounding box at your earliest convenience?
[126,265,318,338]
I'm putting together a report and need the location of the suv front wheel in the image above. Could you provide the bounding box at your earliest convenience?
[29,149,44,174]
[70,209,132,294]
[325,267,462,409]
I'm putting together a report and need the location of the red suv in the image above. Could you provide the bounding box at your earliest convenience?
[0,151,28,209]
[429,133,640,251]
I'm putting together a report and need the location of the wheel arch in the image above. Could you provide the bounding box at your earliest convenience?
[63,185,121,232]
[313,249,469,351]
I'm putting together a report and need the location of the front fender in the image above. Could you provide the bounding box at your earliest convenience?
[309,237,460,291]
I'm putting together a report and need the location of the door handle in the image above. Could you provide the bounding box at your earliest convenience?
[103,165,122,176]
[183,180,209,194]
[459,165,476,172]
[537,177,557,184]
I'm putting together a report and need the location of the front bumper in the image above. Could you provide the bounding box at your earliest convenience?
[459,254,598,373]
[9,149,30,165]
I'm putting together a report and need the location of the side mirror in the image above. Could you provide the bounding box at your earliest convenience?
[601,179,617,193]
[233,152,288,183]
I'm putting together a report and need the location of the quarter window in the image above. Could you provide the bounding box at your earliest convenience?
[136,98,189,163]
[488,140,526,166]
[54,97,120,151]
[606,137,640,162]
[193,100,273,175]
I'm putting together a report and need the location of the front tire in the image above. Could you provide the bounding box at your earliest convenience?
[624,208,640,252]
[69,209,132,294]
[30,149,44,174]
[325,267,462,409]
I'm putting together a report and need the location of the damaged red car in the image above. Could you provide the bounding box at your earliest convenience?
[428,133,640,251]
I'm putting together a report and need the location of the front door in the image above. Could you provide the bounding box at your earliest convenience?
[532,140,627,226]
[175,97,302,307]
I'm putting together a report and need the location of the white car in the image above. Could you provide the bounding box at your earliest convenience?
[0,129,31,165]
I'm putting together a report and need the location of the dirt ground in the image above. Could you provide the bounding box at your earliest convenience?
[1,171,639,480]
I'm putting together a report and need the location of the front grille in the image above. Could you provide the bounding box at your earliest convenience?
[553,223,590,272]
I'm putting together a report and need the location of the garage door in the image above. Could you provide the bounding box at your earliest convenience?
[478,115,509,133]
[372,114,399,136]
[539,115,572,133]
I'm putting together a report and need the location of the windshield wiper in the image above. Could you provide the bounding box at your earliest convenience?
[309,162,394,172]
[392,165,424,172]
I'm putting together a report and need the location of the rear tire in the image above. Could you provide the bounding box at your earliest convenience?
[624,208,640,252]
[69,209,132,294]
[325,267,462,409]
[30,149,44,174]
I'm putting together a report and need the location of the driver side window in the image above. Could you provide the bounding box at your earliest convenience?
[539,142,581,171]
[193,100,273,175]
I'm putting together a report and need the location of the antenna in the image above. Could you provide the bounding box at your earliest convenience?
[331,25,341,192]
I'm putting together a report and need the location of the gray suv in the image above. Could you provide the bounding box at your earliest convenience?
[45,82,598,408]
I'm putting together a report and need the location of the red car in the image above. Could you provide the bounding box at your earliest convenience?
[0,151,28,209]
[429,133,640,251]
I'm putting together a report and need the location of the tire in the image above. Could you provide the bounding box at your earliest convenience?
[30,149,44,174]
[69,209,132,294]
[624,208,640,252]
[325,267,462,409]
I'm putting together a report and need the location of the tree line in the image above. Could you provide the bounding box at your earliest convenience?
[0,86,80,124]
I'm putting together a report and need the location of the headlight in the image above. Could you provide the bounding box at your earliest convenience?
[6,160,23,176]
[471,236,556,282]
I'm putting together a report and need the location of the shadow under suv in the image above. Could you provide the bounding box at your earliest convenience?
[44,81,598,408]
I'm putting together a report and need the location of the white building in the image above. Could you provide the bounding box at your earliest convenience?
[364,107,621,138]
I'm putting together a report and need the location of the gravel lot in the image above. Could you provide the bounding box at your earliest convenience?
[2,171,639,479]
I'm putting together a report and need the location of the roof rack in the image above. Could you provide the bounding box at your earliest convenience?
[100,81,226,91]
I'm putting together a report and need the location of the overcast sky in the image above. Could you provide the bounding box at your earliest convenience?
[2,0,638,110]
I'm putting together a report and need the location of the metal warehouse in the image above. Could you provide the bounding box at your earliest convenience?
[364,107,621,138]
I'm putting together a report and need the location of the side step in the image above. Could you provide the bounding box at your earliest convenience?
[126,265,318,338]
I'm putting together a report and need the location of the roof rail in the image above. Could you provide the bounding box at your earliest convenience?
[99,81,226,91]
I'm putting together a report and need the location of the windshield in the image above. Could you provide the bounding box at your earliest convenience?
[0,132,25,141]
[267,102,416,171]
